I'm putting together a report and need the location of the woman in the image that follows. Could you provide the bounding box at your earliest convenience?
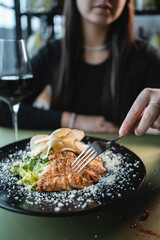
[0,0,160,134]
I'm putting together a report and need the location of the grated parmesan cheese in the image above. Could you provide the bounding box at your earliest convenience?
[0,142,142,213]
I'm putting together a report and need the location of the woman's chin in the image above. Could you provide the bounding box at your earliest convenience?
[89,13,113,26]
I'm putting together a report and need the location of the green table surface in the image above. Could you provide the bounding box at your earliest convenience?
[0,127,160,240]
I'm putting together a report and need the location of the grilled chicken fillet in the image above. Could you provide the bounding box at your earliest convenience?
[36,151,106,192]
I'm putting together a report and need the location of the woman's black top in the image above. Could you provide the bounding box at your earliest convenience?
[0,39,160,129]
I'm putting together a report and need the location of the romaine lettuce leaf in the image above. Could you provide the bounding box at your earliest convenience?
[8,154,50,191]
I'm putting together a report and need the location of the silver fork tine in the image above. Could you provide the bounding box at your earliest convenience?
[74,148,96,172]
[72,135,123,173]
[72,148,93,169]
[77,153,98,173]
[71,145,91,167]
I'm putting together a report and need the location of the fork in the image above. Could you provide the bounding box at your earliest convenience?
[71,135,121,173]
[72,113,143,173]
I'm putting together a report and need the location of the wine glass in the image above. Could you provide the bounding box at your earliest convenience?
[0,39,33,141]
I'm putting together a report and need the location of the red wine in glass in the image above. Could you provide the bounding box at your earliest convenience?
[0,74,33,105]
[0,39,33,141]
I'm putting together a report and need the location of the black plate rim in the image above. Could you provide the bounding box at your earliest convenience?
[0,136,146,217]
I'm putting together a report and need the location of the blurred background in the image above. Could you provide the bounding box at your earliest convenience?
[0,0,64,57]
[0,0,160,57]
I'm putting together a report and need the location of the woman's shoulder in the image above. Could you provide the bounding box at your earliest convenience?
[131,38,160,59]
[45,38,62,50]
[31,38,62,66]
[127,39,160,70]
[39,38,62,56]
[128,39,160,88]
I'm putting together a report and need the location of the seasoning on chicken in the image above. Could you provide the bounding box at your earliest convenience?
[36,151,106,192]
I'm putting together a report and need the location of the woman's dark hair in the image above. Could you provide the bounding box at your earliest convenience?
[54,0,135,125]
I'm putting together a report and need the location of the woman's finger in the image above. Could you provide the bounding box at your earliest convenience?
[135,101,160,135]
[146,128,160,135]
[119,88,151,136]
[151,113,160,129]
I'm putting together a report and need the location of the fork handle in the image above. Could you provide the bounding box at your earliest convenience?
[106,116,142,147]
[111,119,140,143]
[111,135,121,143]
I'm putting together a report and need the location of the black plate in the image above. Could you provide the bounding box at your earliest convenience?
[0,136,146,217]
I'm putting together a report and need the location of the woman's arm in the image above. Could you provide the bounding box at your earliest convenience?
[61,112,119,133]
[0,100,62,130]
[0,100,118,132]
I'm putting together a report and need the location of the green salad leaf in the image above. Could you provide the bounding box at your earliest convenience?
[8,154,50,191]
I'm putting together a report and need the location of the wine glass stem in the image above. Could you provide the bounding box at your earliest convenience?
[9,103,20,141]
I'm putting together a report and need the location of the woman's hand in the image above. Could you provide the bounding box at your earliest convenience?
[119,88,160,136]
[74,115,119,133]
[61,112,119,133]
[75,115,119,133]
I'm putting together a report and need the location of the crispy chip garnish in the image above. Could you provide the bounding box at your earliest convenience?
[30,128,87,159]
[62,129,85,154]
[51,128,71,138]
